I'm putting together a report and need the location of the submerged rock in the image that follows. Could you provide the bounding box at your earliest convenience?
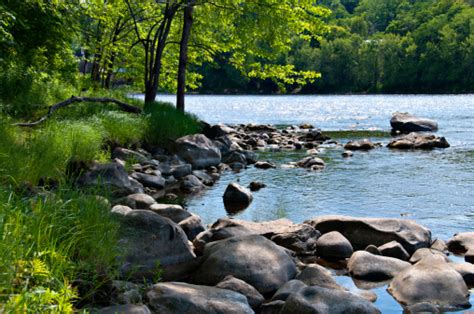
[390,112,438,133]
[387,133,449,149]
[223,182,253,213]
[388,254,471,312]
[193,235,297,295]
[306,215,431,255]
[147,282,253,314]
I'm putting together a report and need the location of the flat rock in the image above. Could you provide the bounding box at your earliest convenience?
[255,161,276,169]
[223,182,253,213]
[388,254,471,312]
[296,264,342,290]
[316,231,353,260]
[117,210,196,281]
[193,234,297,295]
[216,275,265,309]
[280,285,380,314]
[146,282,253,314]
[378,240,410,261]
[306,215,431,255]
[387,133,449,149]
[148,203,189,223]
[130,172,165,189]
[123,193,156,209]
[174,134,221,169]
[409,248,449,264]
[344,139,375,150]
[390,112,438,133]
[347,251,411,281]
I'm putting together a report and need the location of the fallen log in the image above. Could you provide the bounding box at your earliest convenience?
[15,96,143,127]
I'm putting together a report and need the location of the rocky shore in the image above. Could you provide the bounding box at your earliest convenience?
[80,113,471,313]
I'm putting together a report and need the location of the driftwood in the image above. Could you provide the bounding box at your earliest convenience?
[14,96,143,127]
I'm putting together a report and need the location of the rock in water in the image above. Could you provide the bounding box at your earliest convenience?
[223,182,253,213]
[117,210,196,281]
[390,112,438,133]
[280,286,380,314]
[387,133,449,149]
[147,282,253,314]
[447,232,474,254]
[347,251,411,281]
[316,231,353,260]
[193,235,297,295]
[388,254,471,312]
[306,215,431,255]
[174,134,221,169]
[344,139,375,151]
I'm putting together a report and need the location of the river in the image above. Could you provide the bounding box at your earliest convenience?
[150,94,474,313]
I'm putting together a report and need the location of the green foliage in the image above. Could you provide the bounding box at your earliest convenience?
[0,186,119,312]
[144,101,202,145]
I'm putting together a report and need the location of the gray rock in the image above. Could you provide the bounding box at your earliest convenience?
[78,163,140,196]
[148,203,189,223]
[204,123,237,139]
[178,214,205,241]
[296,264,342,290]
[254,161,276,169]
[270,224,320,255]
[260,300,286,314]
[112,147,149,163]
[280,286,380,314]
[110,280,143,305]
[192,170,214,186]
[388,254,471,312]
[378,241,410,261]
[193,235,297,295]
[223,182,253,212]
[223,151,247,166]
[365,245,381,255]
[96,304,151,314]
[248,181,266,192]
[123,193,156,209]
[271,279,307,301]
[344,139,375,151]
[216,275,265,309]
[128,176,145,194]
[111,205,133,216]
[174,134,221,169]
[118,210,196,281]
[146,282,253,314]
[447,232,474,254]
[387,133,449,149]
[296,156,325,170]
[306,215,431,255]
[180,174,206,193]
[347,251,411,281]
[316,231,353,260]
[130,172,165,189]
[409,248,449,264]
[390,112,438,133]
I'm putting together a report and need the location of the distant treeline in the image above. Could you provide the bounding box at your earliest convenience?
[195,0,474,94]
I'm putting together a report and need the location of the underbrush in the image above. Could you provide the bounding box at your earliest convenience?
[0,186,119,313]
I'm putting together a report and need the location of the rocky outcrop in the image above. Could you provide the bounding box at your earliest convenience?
[388,254,471,312]
[347,251,411,281]
[306,215,431,255]
[174,134,221,169]
[390,112,438,133]
[344,139,375,151]
[316,231,353,260]
[193,235,297,295]
[117,210,196,281]
[146,282,253,314]
[280,286,380,314]
[216,275,265,309]
[223,182,253,212]
[387,133,449,149]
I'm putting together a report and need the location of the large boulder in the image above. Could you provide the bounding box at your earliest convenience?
[146,282,253,314]
[347,251,411,281]
[387,133,449,149]
[193,235,297,295]
[390,112,438,133]
[280,286,380,314]
[216,275,265,309]
[77,162,142,196]
[306,215,431,255]
[388,254,471,311]
[223,182,253,212]
[174,134,221,169]
[316,231,353,260]
[117,210,196,281]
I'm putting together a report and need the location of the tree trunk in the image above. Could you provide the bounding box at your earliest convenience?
[176,0,196,112]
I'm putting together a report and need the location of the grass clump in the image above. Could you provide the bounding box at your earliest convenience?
[0,186,119,312]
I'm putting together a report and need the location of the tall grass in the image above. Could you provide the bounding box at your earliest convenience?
[0,186,119,312]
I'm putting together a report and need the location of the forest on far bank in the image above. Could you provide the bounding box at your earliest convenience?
[196,0,474,94]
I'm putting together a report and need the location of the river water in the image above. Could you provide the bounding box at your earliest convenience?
[153,94,474,312]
